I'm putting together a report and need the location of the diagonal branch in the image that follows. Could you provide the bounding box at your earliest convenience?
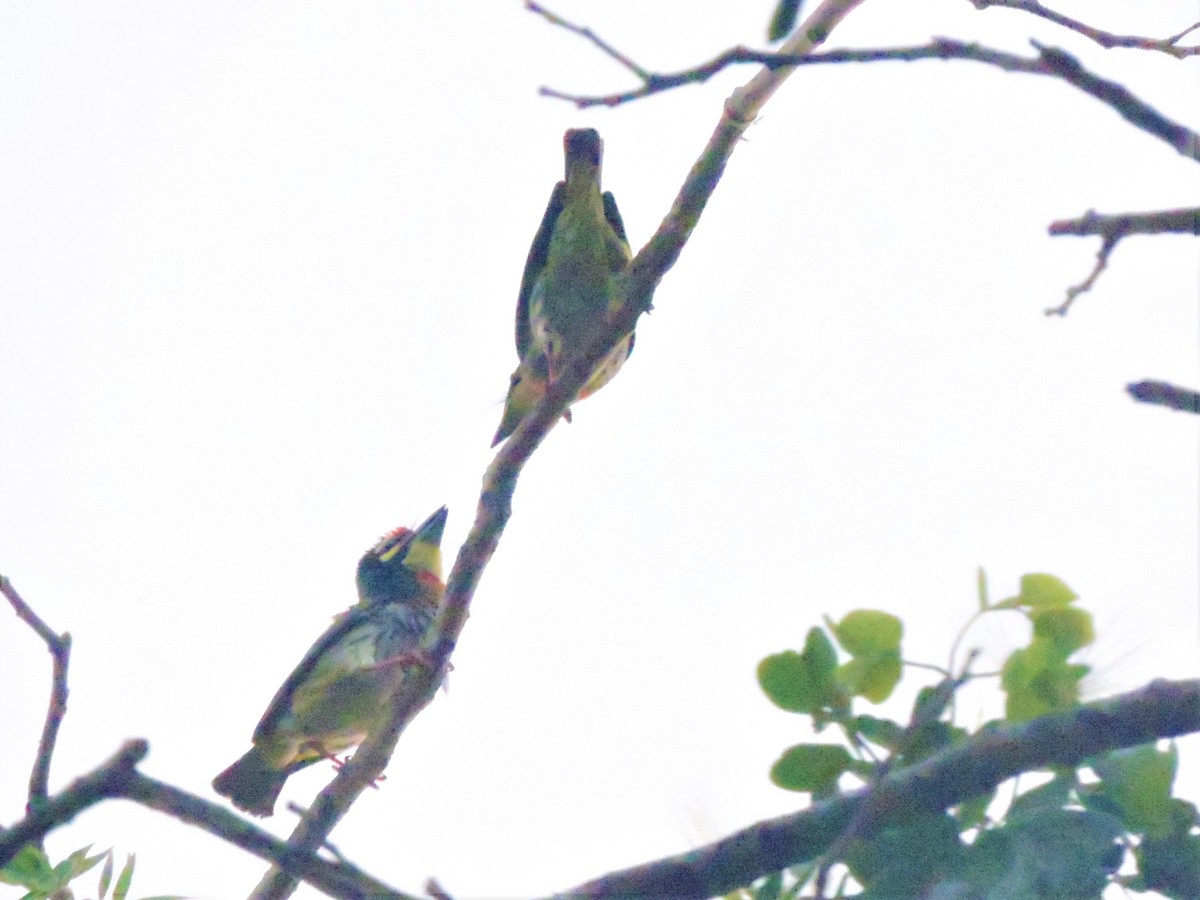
[968,0,1200,58]
[0,737,413,898]
[549,678,1200,899]
[2,576,73,835]
[251,2,871,896]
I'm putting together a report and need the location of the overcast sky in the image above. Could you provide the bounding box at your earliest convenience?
[2,1,1197,897]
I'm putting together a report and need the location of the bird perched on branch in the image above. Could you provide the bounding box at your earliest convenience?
[212,506,449,817]
[492,128,637,446]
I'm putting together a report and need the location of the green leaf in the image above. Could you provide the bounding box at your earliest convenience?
[1017,573,1078,608]
[1135,799,1200,896]
[766,0,807,42]
[976,567,989,610]
[1031,605,1094,654]
[0,845,55,890]
[831,610,902,656]
[757,628,838,714]
[837,651,902,703]
[98,850,114,900]
[953,792,993,831]
[770,743,852,793]
[113,854,135,900]
[1001,640,1086,721]
[1091,743,1177,838]
[1007,773,1074,820]
[853,714,905,750]
[844,812,962,895]
[999,807,1124,896]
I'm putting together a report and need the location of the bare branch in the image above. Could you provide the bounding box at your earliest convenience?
[1046,231,1120,316]
[551,678,1200,899]
[2,576,72,833]
[1050,207,1200,238]
[121,770,416,899]
[1045,208,1199,314]
[524,1,650,80]
[0,740,146,865]
[968,0,1200,58]
[1127,380,1200,414]
[0,736,412,898]
[534,35,1200,166]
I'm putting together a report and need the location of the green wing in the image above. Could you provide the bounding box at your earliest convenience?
[603,190,635,359]
[602,191,629,247]
[250,605,376,743]
[515,182,566,359]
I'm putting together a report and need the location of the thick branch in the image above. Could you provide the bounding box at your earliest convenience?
[2,576,73,831]
[552,678,1200,899]
[968,0,1200,58]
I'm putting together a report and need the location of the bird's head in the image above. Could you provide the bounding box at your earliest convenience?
[563,128,603,194]
[491,354,550,447]
[356,506,448,606]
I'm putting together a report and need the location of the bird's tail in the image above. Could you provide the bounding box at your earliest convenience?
[212,747,288,818]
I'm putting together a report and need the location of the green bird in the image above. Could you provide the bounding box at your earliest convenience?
[492,128,636,447]
[211,506,448,817]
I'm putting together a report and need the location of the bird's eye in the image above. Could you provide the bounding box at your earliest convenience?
[510,372,522,388]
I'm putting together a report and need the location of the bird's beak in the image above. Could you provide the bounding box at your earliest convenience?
[414,506,449,547]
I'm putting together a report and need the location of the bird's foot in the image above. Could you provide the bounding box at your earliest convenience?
[327,754,387,789]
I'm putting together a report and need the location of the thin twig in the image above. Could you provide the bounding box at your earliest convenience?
[969,0,1200,58]
[524,1,650,80]
[1046,231,1121,316]
[2,576,73,832]
[550,678,1200,899]
[533,35,1200,167]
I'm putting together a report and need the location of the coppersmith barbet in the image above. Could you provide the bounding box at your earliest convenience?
[492,128,637,446]
[211,506,448,817]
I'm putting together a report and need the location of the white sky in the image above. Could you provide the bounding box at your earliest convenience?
[1,1,1197,897]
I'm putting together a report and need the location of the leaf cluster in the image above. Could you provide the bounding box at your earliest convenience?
[745,573,1200,898]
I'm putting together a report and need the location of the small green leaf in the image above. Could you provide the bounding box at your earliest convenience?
[1031,606,1094,653]
[832,610,902,656]
[1008,773,1074,820]
[1017,573,1078,608]
[837,651,901,703]
[767,0,807,42]
[1092,743,1177,838]
[113,854,135,900]
[757,628,838,714]
[954,792,993,831]
[976,567,989,610]
[98,849,114,900]
[0,844,55,890]
[1135,799,1200,896]
[853,714,905,750]
[770,743,852,793]
[1001,639,1086,721]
